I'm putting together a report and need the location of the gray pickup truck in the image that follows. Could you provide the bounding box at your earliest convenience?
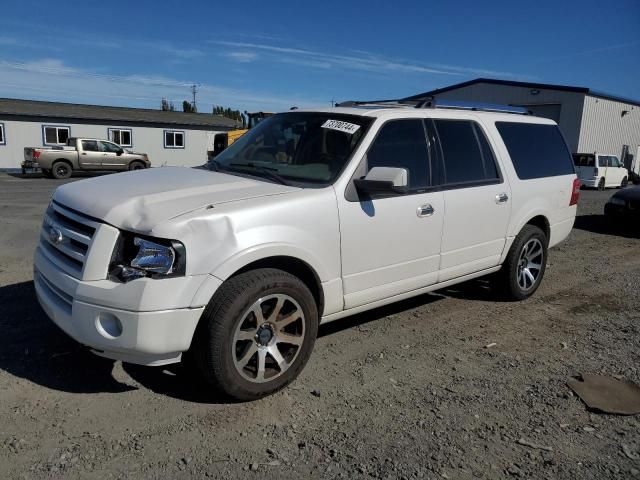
[23,138,150,179]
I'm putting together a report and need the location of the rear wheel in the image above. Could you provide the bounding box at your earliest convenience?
[498,225,547,301]
[597,177,605,190]
[129,161,145,170]
[621,177,628,188]
[51,161,72,179]
[194,268,318,401]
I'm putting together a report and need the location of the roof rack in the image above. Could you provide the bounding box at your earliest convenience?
[414,98,531,115]
[337,98,532,115]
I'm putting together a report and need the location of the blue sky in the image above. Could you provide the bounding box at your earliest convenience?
[0,0,638,113]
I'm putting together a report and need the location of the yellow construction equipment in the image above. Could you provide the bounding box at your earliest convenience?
[227,111,274,147]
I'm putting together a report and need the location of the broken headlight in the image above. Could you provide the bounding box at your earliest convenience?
[110,234,186,282]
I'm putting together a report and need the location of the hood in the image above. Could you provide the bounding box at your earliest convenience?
[53,167,297,232]
[612,186,640,202]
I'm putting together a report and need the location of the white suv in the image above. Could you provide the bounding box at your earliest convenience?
[34,101,579,400]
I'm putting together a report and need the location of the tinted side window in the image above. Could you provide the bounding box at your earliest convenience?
[367,119,429,190]
[81,140,98,151]
[496,122,574,179]
[434,120,498,184]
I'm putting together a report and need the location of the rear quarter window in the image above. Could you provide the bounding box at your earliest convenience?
[496,122,574,180]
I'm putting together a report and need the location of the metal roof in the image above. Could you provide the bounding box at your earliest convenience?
[0,97,241,128]
[406,78,640,107]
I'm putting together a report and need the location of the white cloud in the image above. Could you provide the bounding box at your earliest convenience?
[224,51,258,63]
[210,40,521,78]
[0,58,321,112]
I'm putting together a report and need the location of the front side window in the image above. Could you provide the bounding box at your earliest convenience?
[0,123,5,145]
[366,119,430,191]
[43,125,70,146]
[496,122,574,180]
[99,141,122,153]
[164,130,185,149]
[610,156,622,168]
[434,119,500,185]
[108,128,132,147]
[211,112,373,186]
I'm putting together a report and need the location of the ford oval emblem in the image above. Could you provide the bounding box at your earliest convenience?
[49,226,63,245]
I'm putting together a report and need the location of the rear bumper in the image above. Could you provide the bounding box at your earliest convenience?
[579,178,598,188]
[34,246,208,366]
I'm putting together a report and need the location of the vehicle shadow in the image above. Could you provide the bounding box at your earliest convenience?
[573,214,639,239]
[0,278,498,403]
[0,281,136,394]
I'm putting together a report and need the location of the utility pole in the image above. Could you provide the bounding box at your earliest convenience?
[191,84,197,111]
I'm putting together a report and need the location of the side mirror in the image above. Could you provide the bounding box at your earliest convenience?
[117,149,124,156]
[353,167,409,195]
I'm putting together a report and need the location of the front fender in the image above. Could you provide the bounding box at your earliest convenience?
[189,243,329,308]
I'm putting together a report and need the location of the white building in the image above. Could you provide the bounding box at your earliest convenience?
[0,98,240,170]
[407,78,640,169]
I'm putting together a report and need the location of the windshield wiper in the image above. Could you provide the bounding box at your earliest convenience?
[228,162,290,186]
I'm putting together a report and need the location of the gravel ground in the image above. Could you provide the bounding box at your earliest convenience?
[0,172,639,480]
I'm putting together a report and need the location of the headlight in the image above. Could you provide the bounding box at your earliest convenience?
[609,197,626,206]
[110,234,186,282]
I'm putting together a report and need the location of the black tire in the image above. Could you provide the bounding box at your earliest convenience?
[498,225,548,301]
[597,177,605,191]
[621,177,628,188]
[51,161,72,179]
[129,161,145,171]
[193,268,319,401]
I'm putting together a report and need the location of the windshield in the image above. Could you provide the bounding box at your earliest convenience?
[210,112,373,186]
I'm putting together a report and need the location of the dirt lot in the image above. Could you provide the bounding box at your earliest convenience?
[0,172,639,480]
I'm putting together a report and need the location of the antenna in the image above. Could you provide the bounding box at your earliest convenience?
[191,84,198,111]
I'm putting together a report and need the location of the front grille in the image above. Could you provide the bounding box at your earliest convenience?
[39,202,101,279]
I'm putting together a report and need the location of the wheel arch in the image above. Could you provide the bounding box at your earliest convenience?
[524,215,550,243]
[191,252,326,317]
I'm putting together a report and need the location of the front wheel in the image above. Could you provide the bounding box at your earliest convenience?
[621,177,628,188]
[194,268,319,401]
[498,225,548,301]
[129,161,146,170]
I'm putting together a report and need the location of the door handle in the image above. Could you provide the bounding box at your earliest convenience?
[81,152,87,155]
[417,204,434,217]
[495,193,509,204]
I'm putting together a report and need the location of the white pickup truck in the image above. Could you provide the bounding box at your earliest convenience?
[23,137,150,178]
[34,101,578,400]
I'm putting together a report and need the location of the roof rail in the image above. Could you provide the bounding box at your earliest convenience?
[413,99,532,115]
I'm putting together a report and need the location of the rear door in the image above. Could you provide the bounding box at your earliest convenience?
[434,118,511,282]
[79,140,102,169]
[573,154,596,182]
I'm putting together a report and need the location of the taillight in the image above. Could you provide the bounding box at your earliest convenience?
[570,178,580,206]
[593,167,598,177]
[33,149,41,159]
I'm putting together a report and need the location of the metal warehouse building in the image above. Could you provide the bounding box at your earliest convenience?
[0,98,240,170]
[408,78,640,170]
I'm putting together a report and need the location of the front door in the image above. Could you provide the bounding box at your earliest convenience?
[432,118,511,282]
[338,119,444,309]
[99,141,126,168]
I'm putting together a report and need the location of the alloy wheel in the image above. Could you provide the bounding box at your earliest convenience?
[232,294,305,383]
[516,238,544,291]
